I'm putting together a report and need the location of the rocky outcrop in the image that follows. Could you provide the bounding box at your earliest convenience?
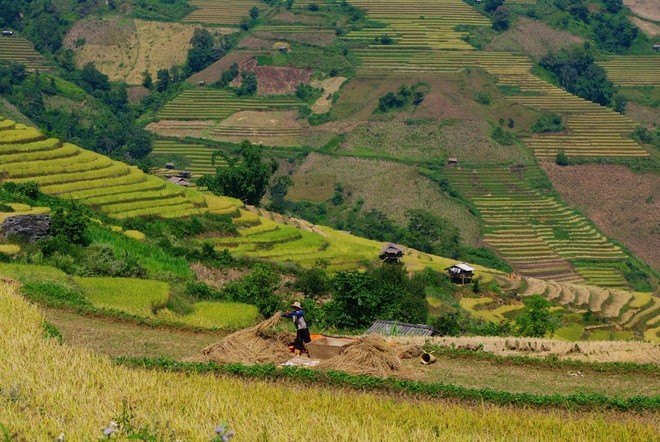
[2,214,50,242]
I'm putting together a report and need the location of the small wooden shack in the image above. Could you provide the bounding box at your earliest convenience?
[654,44,660,52]
[165,162,175,170]
[380,243,404,262]
[2,31,14,37]
[167,177,190,187]
[445,263,475,284]
[447,157,458,167]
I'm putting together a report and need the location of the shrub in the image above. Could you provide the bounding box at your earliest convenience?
[515,295,558,337]
[555,150,569,166]
[532,114,564,133]
[474,91,491,105]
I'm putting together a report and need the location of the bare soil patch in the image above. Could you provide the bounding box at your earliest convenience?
[237,36,273,50]
[541,162,660,270]
[487,17,584,58]
[310,76,346,114]
[623,0,660,21]
[254,65,311,95]
[630,17,660,37]
[220,110,303,129]
[65,18,205,84]
[127,85,149,104]
[213,110,310,147]
[191,263,248,289]
[290,153,481,244]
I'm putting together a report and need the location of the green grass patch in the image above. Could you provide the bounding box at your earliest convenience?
[553,324,584,341]
[157,301,260,329]
[0,263,69,283]
[74,277,170,317]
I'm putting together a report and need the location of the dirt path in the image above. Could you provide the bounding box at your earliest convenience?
[43,308,224,360]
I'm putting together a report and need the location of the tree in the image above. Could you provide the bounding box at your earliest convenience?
[187,28,216,73]
[555,150,569,166]
[198,140,276,205]
[141,70,153,89]
[236,71,257,96]
[492,6,510,31]
[405,209,461,257]
[249,6,260,19]
[156,69,171,92]
[593,14,638,52]
[80,63,110,93]
[515,295,557,337]
[268,175,292,213]
[223,264,282,316]
[484,0,504,13]
[49,205,91,246]
[604,0,622,13]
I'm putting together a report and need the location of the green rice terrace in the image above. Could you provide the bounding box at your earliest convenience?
[0,34,50,71]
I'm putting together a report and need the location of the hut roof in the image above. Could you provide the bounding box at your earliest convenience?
[367,320,435,337]
[167,177,189,186]
[445,263,475,272]
[448,157,458,162]
[380,243,404,255]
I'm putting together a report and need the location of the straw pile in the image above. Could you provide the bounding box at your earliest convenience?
[200,313,295,365]
[321,334,404,377]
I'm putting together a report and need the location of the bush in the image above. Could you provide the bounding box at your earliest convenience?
[531,114,564,133]
[515,295,558,337]
[474,91,491,105]
[49,205,91,246]
[555,150,569,166]
[490,126,515,145]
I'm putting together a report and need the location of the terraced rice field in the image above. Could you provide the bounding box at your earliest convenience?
[208,206,500,277]
[520,276,658,341]
[151,140,227,176]
[445,165,630,287]
[0,118,207,219]
[183,0,262,25]
[598,56,660,86]
[157,89,302,121]
[0,35,50,71]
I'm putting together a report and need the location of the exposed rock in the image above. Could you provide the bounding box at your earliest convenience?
[2,214,50,242]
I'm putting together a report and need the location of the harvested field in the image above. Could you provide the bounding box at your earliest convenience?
[237,36,273,50]
[146,120,213,139]
[126,85,149,104]
[623,0,660,22]
[541,163,660,271]
[625,102,660,126]
[213,110,308,146]
[64,18,209,84]
[390,335,660,364]
[321,335,408,378]
[253,66,311,95]
[486,18,584,58]
[255,30,336,47]
[290,154,481,244]
[310,76,346,114]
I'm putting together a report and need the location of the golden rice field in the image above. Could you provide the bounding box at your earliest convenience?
[151,140,227,176]
[0,34,50,71]
[1,282,657,440]
[0,117,208,219]
[598,56,660,86]
[158,89,302,121]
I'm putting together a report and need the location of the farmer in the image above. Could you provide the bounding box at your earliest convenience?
[282,301,311,355]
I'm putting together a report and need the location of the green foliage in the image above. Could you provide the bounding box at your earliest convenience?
[515,295,558,338]
[539,46,618,107]
[532,114,564,133]
[130,0,194,21]
[490,127,516,145]
[235,71,258,97]
[215,63,240,88]
[22,280,92,309]
[42,321,63,344]
[49,204,91,246]
[78,244,147,278]
[376,84,420,113]
[222,264,282,316]
[199,141,275,206]
[308,112,334,126]
[322,264,429,329]
[295,83,323,104]
[473,91,491,105]
[555,150,569,166]
[294,267,330,299]
[593,13,638,53]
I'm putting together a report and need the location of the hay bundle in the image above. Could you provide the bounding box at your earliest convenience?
[200,313,295,365]
[321,335,403,377]
[397,344,423,360]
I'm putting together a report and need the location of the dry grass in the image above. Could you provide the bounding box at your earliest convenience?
[310,76,346,114]
[65,18,208,84]
[389,335,660,364]
[290,153,481,244]
[320,334,406,377]
[1,283,659,440]
[623,0,660,22]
